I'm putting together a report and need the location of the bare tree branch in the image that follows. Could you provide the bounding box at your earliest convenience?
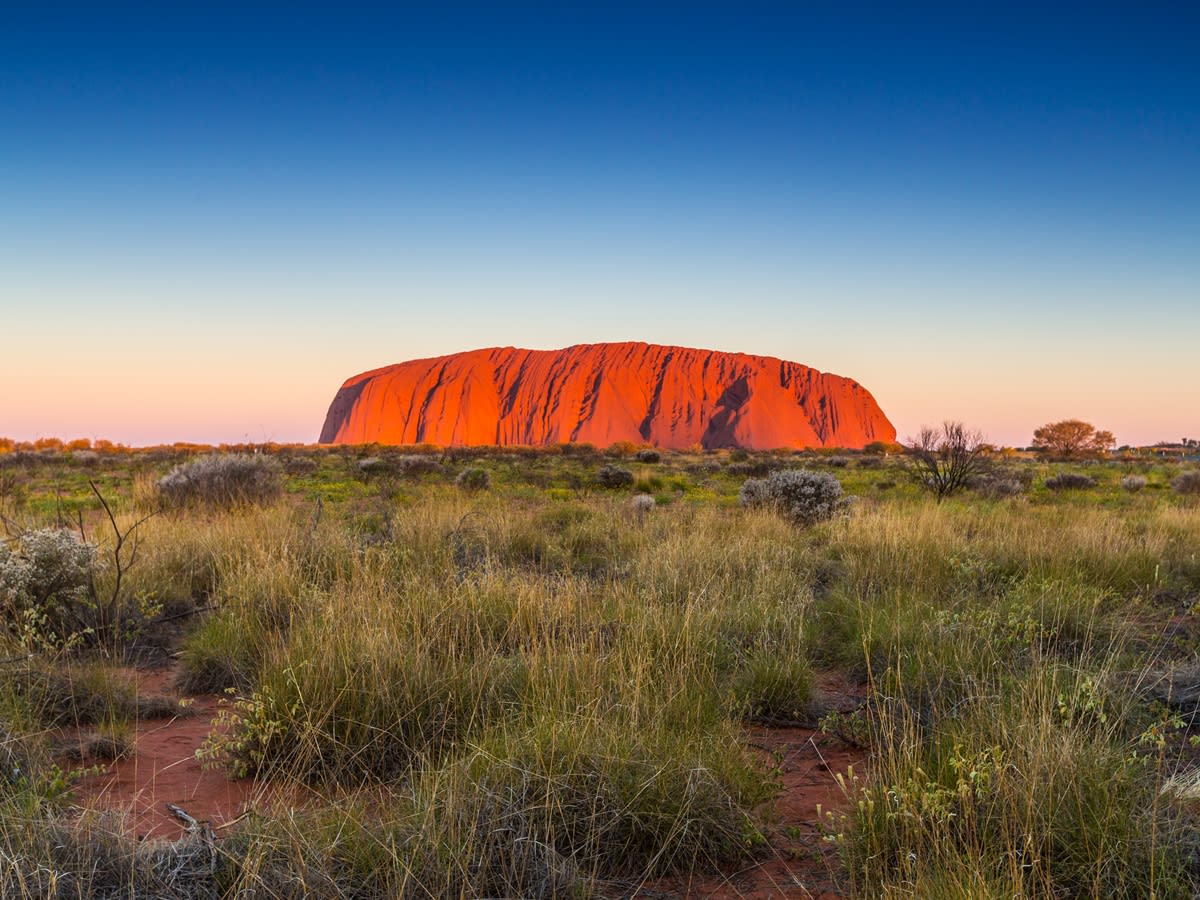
[88,479,156,652]
[906,421,990,501]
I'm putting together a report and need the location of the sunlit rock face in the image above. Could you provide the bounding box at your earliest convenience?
[319,342,896,450]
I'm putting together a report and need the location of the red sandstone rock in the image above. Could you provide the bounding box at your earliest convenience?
[319,342,895,450]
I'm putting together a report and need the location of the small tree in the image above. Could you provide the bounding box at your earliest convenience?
[1031,420,1115,459]
[907,421,989,501]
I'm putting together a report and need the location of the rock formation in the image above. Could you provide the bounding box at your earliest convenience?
[319,342,895,450]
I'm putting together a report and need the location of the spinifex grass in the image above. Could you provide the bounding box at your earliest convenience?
[1,446,1199,897]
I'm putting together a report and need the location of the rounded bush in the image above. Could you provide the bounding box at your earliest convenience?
[629,493,656,517]
[357,456,389,475]
[282,456,320,475]
[983,478,1024,498]
[597,464,635,489]
[156,453,283,509]
[739,468,849,527]
[635,449,661,464]
[1120,475,1148,492]
[1044,473,1097,491]
[1172,470,1200,495]
[397,454,442,476]
[0,528,97,647]
[455,467,491,492]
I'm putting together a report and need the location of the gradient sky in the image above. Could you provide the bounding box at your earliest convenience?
[2,2,1197,447]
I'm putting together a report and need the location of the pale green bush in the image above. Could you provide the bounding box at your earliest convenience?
[739,469,849,527]
[0,529,96,648]
[156,454,282,509]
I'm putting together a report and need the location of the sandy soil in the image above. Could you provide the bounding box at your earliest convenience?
[66,667,256,841]
[64,666,866,897]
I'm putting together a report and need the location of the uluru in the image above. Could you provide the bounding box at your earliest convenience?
[319,342,896,450]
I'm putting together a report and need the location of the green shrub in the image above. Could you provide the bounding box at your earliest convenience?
[597,464,634,489]
[843,667,1199,898]
[455,466,491,491]
[440,721,767,878]
[731,652,815,721]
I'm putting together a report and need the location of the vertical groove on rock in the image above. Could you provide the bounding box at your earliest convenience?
[319,342,895,449]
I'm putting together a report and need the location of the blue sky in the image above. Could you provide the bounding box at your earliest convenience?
[2,3,1197,445]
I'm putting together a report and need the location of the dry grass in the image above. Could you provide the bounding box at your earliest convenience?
[1,448,1199,897]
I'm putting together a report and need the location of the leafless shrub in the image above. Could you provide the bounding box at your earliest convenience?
[906,422,990,501]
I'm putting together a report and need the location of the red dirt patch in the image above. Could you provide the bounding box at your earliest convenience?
[66,667,256,841]
[64,666,868,898]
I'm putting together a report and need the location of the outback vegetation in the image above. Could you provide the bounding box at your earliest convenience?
[0,439,1199,897]
[1032,419,1117,459]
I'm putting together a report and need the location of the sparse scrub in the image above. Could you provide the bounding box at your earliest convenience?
[842,663,1198,897]
[630,493,656,520]
[1172,470,1200,495]
[1044,472,1097,491]
[596,463,634,488]
[396,453,442,476]
[739,468,849,527]
[282,455,319,475]
[1,445,1199,897]
[71,449,100,467]
[455,466,491,491]
[356,455,389,475]
[6,659,139,727]
[1121,474,1148,492]
[732,652,815,721]
[972,472,1025,498]
[438,721,767,878]
[156,453,282,509]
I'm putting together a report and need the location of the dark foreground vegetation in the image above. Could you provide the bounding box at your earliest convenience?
[2,440,1200,897]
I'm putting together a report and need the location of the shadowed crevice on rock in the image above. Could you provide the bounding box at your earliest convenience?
[319,341,896,450]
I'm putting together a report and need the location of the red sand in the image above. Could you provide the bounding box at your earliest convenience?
[67,668,256,841]
[66,667,865,898]
[320,341,896,450]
